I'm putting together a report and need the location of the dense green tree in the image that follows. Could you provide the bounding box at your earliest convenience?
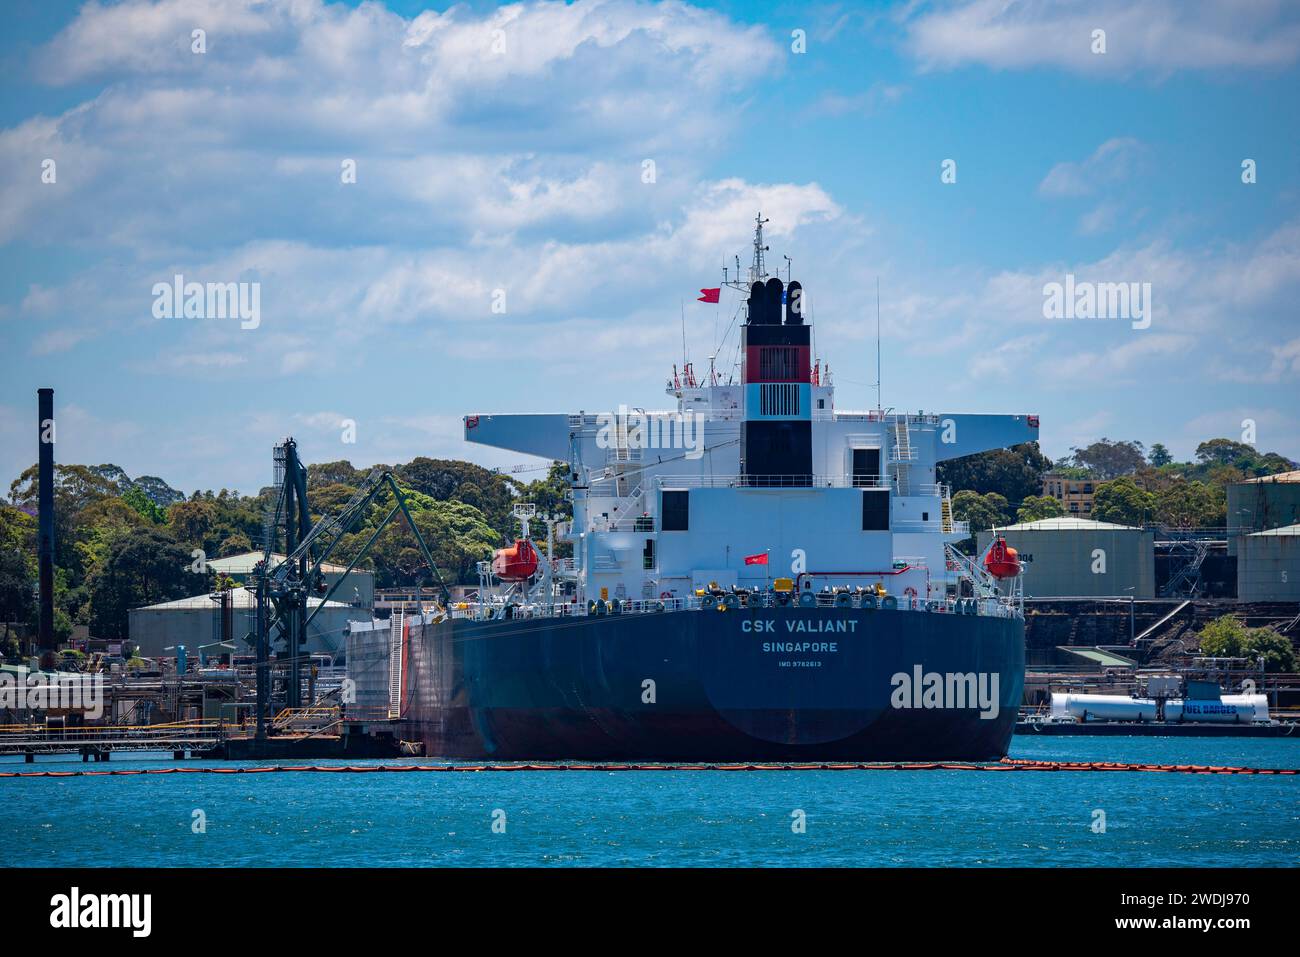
[1016,494,1066,524]
[0,504,36,561]
[1243,630,1298,673]
[341,495,501,587]
[518,462,572,520]
[395,458,517,532]
[9,463,118,513]
[73,498,150,588]
[1195,439,1256,469]
[217,532,254,557]
[307,460,367,490]
[936,442,1052,505]
[8,464,116,579]
[89,528,197,640]
[1049,458,1090,479]
[1153,480,1225,528]
[1199,615,1248,657]
[166,499,219,555]
[89,464,132,491]
[1066,438,1147,479]
[1091,477,1155,526]
[1194,439,1294,478]
[310,482,363,518]
[1198,615,1297,672]
[951,491,1010,533]
[122,486,166,524]
[0,547,36,650]
[1148,443,1173,467]
[132,475,185,507]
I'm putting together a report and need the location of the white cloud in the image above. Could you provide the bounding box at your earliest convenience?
[1050,333,1195,385]
[1,0,805,375]
[31,328,95,355]
[906,0,1300,75]
[166,351,249,370]
[3,0,781,251]
[1039,138,1145,198]
[1078,203,1120,236]
[809,83,908,118]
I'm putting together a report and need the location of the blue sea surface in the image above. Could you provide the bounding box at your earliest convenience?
[2,737,1296,867]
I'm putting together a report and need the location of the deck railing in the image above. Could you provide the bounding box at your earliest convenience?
[651,474,890,489]
[448,592,1018,622]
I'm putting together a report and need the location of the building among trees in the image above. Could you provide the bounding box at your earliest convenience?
[128,588,366,660]
[206,551,374,609]
[1040,473,1096,517]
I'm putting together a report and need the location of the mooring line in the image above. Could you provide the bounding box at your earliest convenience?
[0,758,1296,778]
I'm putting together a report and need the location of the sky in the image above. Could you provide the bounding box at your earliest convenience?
[1,0,1298,495]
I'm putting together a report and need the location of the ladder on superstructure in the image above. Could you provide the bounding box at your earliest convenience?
[387,608,404,720]
[940,485,955,533]
[893,415,913,496]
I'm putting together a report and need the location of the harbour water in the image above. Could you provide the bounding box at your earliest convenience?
[3,738,1296,868]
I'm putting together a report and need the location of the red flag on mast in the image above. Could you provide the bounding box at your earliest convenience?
[743,552,769,566]
[697,288,720,303]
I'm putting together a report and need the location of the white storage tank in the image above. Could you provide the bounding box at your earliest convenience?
[1166,694,1270,724]
[1050,693,1158,722]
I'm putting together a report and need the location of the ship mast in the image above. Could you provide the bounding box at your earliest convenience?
[749,212,770,283]
[724,212,770,292]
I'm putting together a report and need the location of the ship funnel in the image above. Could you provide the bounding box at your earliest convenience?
[747,278,784,325]
[785,281,804,325]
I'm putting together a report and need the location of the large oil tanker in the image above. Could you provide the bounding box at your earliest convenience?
[349,217,1037,760]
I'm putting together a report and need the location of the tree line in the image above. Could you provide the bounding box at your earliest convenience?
[940,436,1296,540]
[1,458,571,649]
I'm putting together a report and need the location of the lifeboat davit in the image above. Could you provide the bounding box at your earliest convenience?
[492,538,539,581]
[983,536,1022,579]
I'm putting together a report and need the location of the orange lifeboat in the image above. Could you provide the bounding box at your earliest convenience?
[492,538,539,581]
[983,536,1022,579]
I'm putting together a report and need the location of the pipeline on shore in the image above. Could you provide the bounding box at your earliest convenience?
[1,758,1296,777]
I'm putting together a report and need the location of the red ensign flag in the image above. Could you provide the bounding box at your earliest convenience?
[744,553,769,565]
[697,287,721,303]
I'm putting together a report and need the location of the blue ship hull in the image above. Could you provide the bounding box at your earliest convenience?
[397,607,1024,761]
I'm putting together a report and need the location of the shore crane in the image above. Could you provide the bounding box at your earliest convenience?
[249,438,451,740]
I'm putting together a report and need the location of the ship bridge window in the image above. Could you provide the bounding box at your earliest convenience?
[862,489,890,531]
[661,490,689,531]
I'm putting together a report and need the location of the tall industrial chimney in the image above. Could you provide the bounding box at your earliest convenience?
[37,388,55,667]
